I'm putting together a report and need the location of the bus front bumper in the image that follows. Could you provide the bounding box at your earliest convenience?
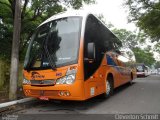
[23,82,85,101]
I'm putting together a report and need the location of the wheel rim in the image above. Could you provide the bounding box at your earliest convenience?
[106,80,111,95]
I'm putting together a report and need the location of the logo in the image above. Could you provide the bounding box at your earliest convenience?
[39,80,44,84]
[56,73,62,76]
[2,115,18,120]
[31,72,45,79]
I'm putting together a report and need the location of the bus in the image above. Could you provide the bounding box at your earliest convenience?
[136,63,149,77]
[23,10,137,101]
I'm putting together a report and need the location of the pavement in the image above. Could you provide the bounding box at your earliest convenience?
[0,75,160,120]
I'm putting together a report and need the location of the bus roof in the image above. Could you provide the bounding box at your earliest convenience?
[39,10,89,27]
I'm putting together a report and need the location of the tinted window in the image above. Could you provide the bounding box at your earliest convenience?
[84,15,122,79]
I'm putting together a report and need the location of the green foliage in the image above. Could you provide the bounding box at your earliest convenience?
[124,0,160,42]
[112,28,147,50]
[64,0,95,9]
[112,29,137,49]
[0,22,12,61]
[155,61,160,69]
[133,47,155,66]
[110,27,155,66]
[95,12,156,66]
[97,14,106,25]
[0,0,95,61]
[154,42,160,53]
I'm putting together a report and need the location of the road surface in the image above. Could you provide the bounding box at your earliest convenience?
[1,75,160,120]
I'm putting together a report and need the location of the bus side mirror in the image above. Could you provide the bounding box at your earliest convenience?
[87,42,95,60]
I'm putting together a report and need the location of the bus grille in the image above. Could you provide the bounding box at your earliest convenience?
[31,80,56,86]
[30,90,58,96]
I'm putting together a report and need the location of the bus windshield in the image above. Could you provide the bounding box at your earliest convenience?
[24,17,82,70]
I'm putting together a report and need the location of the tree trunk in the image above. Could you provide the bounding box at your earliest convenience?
[9,0,21,100]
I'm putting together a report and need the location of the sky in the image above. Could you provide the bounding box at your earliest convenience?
[73,0,160,61]
[82,0,137,31]
[81,0,159,61]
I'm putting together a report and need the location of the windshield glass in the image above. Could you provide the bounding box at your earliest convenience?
[24,17,82,70]
[137,65,144,72]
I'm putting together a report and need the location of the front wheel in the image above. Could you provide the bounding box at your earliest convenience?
[130,73,133,85]
[129,79,133,85]
[102,79,113,98]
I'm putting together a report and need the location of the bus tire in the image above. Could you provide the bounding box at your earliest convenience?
[102,76,114,99]
[130,73,133,85]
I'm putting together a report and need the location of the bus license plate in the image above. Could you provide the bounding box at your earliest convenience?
[39,96,49,100]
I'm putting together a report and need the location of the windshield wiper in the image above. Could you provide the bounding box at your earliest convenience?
[24,50,39,71]
[44,31,57,71]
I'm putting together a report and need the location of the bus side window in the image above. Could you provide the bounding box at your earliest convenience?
[84,15,105,79]
[84,14,122,80]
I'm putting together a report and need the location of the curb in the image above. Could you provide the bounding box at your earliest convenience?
[0,97,35,109]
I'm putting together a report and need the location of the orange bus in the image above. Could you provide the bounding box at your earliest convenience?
[23,11,136,101]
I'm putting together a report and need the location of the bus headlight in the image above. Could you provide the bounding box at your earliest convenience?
[56,77,66,84]
[56,74,75,85]
[23,78,31,85]
[66,74,75,84]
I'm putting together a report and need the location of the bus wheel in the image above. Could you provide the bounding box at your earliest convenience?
[130,80,133,85]
[103,79,113,98]
[130,73,133,85]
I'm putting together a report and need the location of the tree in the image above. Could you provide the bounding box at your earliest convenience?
[9,0,21,100]
[124,0,160,42]
[154,42,160,53]
[97,14,107,25]
[0,21,12,61]
[96,17,139,49]
[97,14,115,29]
[0,0,95,100]
[155,61,160,69]
[0,0,95,61]
[97,14,156,65]
[112,29,137,49]
[112,28,148,50]
[110,28,155,66]
[132,47,155,66]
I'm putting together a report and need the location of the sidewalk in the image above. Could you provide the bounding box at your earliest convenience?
[0,90,25,103]
[0,97,35,109]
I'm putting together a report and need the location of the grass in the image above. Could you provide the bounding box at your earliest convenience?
[0,59,26,102]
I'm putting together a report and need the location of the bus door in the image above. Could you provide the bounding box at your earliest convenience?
[84,55,106,98]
